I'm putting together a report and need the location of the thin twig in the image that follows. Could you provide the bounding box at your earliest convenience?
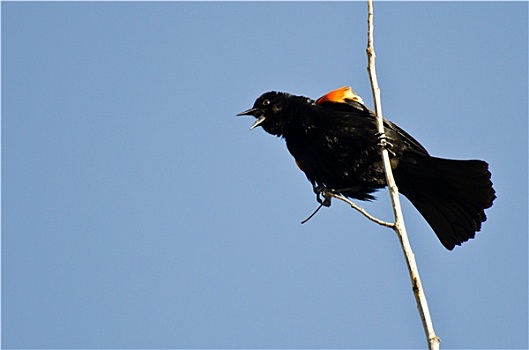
[301,188,393,227]
[366,1,441,349]
[324,190,394,228]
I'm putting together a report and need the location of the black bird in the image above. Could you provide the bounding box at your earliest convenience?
[238,86,496,250]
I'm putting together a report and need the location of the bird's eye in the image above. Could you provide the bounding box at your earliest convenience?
[262,99,270,106]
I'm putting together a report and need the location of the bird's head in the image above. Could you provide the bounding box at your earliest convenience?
[238,91,308,136]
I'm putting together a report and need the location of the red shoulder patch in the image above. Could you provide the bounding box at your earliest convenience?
[316,86,364,105]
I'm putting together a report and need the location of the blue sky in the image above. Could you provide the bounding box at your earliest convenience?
[2,2,527,349]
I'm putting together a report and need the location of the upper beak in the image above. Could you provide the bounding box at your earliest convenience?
[237,107,266,130]
[236,107,259,116]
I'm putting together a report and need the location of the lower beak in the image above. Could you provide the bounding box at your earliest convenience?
[250,115,266,130]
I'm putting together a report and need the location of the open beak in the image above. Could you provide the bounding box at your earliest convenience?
[237,107,266,130]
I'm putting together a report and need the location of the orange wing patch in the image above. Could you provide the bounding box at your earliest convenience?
[316,86,364,105]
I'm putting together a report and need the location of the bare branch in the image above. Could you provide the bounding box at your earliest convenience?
[366,1,441,349]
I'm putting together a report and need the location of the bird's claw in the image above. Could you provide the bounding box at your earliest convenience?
[376,132,396,157]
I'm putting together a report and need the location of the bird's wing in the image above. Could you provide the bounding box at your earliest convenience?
[316,86,429,155]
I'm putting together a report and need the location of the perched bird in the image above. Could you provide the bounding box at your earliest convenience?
[238,86,496,250]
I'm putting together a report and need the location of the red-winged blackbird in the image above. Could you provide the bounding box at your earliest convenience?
[238,86,496,250]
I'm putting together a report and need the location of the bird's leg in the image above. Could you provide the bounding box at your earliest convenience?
[313,185,333,207]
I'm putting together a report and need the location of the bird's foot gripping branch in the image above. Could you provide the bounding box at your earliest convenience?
[314,185,332,207]
[375,132,395,157]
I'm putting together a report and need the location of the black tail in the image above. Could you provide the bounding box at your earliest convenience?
[395,155,496,250]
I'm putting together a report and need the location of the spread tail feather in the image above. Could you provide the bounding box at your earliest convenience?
[396,156,496,250]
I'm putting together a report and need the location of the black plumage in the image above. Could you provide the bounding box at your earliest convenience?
[238,87,496,250]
